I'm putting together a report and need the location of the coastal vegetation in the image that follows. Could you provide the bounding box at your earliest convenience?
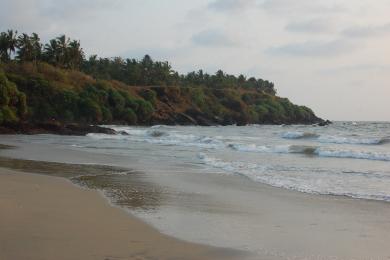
[0,30,321,132]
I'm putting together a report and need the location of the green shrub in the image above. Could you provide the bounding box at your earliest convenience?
[78,98,102,123]
[140,89,157,106]
[125,96,139,111]
[2,106,18,123]
[0,83,9,106]
[17,92,27,118]
[122,108,137,124]
[108,89,125,111]
[101,107,113,122]
[255,105,269,121]
[136,100,154,123]
[190,88,205,108]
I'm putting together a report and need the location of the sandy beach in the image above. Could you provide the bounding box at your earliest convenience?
[1,133,390,260]
[0,168,248,260]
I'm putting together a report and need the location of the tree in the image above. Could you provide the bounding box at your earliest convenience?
[0,32,8,62]
[67,40,84,69]
[30,33,42,64]
[6,30,18,60]
[56,35,69,67]
[44,39,60,65]
[140,55,153,85]
[16,33,33,61]
[0,30,18,62]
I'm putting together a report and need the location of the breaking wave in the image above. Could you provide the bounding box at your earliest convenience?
[197,153,390,202]
[87,130,224,149]
[282,131,389,145]
[282,131,319,139]
[228,143,390,161]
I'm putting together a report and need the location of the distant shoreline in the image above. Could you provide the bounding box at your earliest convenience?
[0,119,331,136]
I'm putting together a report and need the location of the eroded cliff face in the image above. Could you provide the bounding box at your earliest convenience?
[147,86,322,126]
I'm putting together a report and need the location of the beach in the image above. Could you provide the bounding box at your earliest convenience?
[0,122,390,259]
[0,168,248,260]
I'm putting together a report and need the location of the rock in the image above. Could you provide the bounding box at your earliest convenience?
[0,122,117,136]
[318,120,332,126]
[118,131,129,136]
[174,113,198,125]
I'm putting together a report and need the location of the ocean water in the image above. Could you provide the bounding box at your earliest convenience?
[87,122,390,202]
[1,121,390,258]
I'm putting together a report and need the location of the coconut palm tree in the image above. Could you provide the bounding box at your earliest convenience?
[56,35,69,67]
[5,30,18,60]
[30,33,42,64]
[44,39,60,65]
[67,40,84,69]
[0,30,18,61]
[0,32,8,62]
[16,33,33,61]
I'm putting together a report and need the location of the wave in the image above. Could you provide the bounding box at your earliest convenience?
[282,131,388,145]
[198,153,390,202]
[87,130,224,149]
[197,153,267,174]
[282,131,319,139]
[316,148,390,161]
[228,143,390,161]
[88,127,390,162]
[318,135,387,145]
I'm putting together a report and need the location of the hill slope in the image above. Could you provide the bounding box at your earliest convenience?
[0,62,322,132]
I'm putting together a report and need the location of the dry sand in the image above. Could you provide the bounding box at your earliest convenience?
[0,168,249,260]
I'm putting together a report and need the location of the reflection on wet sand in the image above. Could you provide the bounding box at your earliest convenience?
[0,149,163,211]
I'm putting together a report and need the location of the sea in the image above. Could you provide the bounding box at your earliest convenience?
[1,121,390,258]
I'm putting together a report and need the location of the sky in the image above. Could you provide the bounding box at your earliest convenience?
[1,0,390,121]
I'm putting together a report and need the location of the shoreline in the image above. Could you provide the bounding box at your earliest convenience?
[0,168,251,260]
[1,135,390,259]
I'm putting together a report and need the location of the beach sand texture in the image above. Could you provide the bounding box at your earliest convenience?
[0,168,248,260]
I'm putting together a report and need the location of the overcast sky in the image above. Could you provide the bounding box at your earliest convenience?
[1,0,390,121]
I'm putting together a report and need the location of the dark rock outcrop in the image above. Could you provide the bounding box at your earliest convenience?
[0,122,116,136]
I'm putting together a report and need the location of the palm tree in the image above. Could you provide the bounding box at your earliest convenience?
[44,39,60,65]
[0,32,8,62]
[30,33,42,64]
[5,30,18,60]
[0,30,18,61]
[67,40,84,69]
[16,33,33,61]
[56,35,69,67]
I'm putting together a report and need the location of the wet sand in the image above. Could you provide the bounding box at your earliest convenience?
[0,168,249,260]
[1,138,390,259]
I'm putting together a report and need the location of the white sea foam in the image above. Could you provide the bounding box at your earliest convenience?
[317,135,384,145]
[198,153,390,202]
[88,130,224,149]
[228,142,390,161]
[282,131,319,139]
[316,148,390,161]
[197,153,264,173]
[282,130,388,145]
[228,143,291,153]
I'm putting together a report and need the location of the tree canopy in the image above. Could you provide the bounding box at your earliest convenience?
[0,29,320,127]
[0,30,275,94]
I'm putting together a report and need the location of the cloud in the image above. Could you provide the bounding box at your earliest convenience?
[285,18,334,34]
[120,46,189,62]
[266,39,353,57]
[39,0,124,20]
[319,64,390,75]
[207,0,346,14]
[208,0,256,12]
[342,23,390,38]
[191,29,236,47]
[261,0,346,14]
